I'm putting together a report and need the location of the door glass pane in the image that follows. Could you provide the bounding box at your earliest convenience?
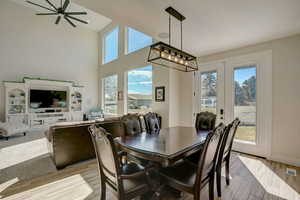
[200,71,217,114]
[234,66,257,142]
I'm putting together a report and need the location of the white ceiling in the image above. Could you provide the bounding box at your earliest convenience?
[10,0,112,31]
[73,0,300,56]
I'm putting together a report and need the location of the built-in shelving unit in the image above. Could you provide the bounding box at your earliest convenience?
[4,77,84,130]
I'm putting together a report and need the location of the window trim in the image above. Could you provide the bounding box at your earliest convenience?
[102,26,119,65]
[125,27,153,55]
[102,74,118,115]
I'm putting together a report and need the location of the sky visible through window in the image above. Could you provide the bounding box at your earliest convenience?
[128,65,152,95]
[104,27,118,64]
[127,28,152,54]
[235,66,256,84]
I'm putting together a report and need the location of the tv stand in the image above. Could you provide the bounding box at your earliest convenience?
[4,77,84,130]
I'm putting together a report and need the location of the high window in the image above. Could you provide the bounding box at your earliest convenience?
[103,27,119,64]
[127,66,153,113]
[126,27,152,54]
[103,75,118,114]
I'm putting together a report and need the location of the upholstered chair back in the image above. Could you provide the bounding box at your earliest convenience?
[121,114,143,136]
[144,112,161,134]
[195,112,216,131]
[88,125,121,185]
[196,123,225,186]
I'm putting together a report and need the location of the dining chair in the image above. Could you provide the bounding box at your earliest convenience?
[195,112,217,131]
[216,118,241,198]
[144,112,161,134]
[121,113,143,136]
[159,124,226,200]
[88,125,153,200]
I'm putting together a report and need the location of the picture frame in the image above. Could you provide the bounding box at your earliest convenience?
[155,86,165,102]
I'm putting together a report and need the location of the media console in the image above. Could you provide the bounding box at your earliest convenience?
[4,77,84,130]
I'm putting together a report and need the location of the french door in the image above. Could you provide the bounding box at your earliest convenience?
[195,51,272,157]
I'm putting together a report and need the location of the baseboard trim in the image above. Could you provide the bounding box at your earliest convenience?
[269,155,300,167]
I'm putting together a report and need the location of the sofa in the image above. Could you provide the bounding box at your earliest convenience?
[46,113,162,169]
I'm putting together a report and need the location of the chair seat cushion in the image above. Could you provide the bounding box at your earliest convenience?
[159,161,197,193]
[121,163,149,198]
[122,162,145,175]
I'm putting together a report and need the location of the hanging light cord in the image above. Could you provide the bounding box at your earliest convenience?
[181,20,183,50]
[169,14,171,45]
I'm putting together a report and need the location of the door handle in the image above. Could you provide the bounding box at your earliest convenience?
[220,109,224,120]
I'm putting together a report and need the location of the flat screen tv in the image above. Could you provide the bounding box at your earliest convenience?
[30,89,67,109]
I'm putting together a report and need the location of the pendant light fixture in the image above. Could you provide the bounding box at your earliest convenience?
[148,7,198,72]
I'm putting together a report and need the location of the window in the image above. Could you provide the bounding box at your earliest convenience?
[103,27,119,64]
[127,66,153,113]
[126,27,152,54]
[234,66,257,142]
[103,75,118,114]
[200,71,217,114]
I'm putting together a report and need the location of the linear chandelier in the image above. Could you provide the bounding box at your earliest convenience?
[148,7,198,72]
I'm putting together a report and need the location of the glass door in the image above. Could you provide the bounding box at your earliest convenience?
[196,51,272,157]
[195,62,225,124]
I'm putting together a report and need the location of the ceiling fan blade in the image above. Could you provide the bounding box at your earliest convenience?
[64,15,76,27]
[64,12,87,15]
[36,13,58,15]
[62,0,70,11]
[66,15,88,24]
[45,0,57,11]
[55,16,61,24]
[26,1,56,12]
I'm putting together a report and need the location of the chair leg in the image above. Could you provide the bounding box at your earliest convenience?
[225,157,230,185]
[100,181,106,200]
[209,172,215,200]
[6,137,9,141]
[216,166,222,198]
[24,132,26,136]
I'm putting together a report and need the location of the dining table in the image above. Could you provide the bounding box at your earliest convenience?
[115,126,210,167]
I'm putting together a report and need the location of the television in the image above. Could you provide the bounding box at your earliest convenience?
[30,89,67,109]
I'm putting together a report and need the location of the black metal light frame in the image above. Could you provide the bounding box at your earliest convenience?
[148,7,198,72]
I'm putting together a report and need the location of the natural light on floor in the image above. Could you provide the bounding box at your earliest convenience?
[0,174,93,200]
[0,138,49,170]
[0,178,19,198]
[239,155,299,199]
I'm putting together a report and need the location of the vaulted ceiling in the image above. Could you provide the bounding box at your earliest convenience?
[73,0,300,56]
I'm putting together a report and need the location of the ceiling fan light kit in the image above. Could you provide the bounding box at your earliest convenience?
[26,0,88,28]
[148,6,198,72]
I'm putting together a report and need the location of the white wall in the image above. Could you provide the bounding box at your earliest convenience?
[0,0,99,121]
[178,34,300,166]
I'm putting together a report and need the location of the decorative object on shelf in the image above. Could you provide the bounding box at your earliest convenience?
[87,108,104,120]
[148,7,198,72]
[71,91,82,111]
[26,0,88,28]
[8,89,26,114]
[155,86,165,102]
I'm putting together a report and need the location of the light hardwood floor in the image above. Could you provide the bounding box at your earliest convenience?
[0,153,299,200]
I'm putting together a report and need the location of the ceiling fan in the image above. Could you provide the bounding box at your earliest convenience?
[26,0,88,27]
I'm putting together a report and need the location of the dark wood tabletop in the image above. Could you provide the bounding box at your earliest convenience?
[115,127,209,167]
